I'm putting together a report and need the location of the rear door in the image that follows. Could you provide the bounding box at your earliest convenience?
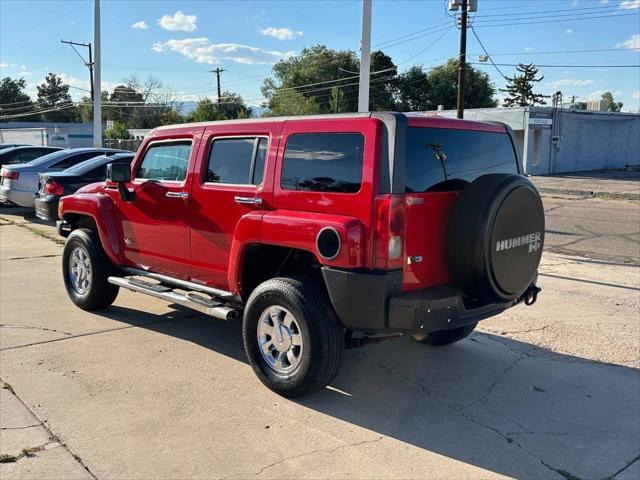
[402,126,519,291]
[189,122,281,288]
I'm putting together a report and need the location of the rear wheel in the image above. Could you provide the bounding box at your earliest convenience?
[62,228,119,310]
[412,322,477,346]
[242,276,344,397]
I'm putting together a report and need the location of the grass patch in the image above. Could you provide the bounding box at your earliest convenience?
[0,453,17,463]
[16,224,65,245]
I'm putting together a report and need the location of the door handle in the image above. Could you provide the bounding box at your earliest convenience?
[166,191,189,199]
[234,196,263,205]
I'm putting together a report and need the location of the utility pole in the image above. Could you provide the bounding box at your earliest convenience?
[60,40,94,102]
[456,0,469,119]
[93,0,101,147]
[209,68,226,105]
[358,0,372,113]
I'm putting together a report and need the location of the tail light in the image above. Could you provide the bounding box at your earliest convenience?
[44,180,64,196]
[373,194,405,270]
[1,169,19,180]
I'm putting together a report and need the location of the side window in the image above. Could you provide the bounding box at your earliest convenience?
[206,137,267,185]
[136,141,191,182]
[52,152,101,169]
[281,133,364,193]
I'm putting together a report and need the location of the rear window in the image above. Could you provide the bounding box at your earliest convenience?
[281,133,364,194]
[405,127,518,193]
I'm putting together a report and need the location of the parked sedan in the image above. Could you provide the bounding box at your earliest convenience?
[0,148,128,207]
[34,152,134,221]
[0,145,62,168]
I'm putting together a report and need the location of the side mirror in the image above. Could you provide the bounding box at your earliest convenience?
[106,163,134,202]
[107,163,131,183]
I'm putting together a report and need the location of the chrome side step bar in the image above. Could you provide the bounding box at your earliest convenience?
[122,267,242,305]
[108,276,240,321]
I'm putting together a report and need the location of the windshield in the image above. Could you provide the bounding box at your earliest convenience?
[404,127,519,193]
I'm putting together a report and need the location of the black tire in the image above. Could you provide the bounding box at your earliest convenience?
[412,322,477,346]
[62,228,119,310]
[242,276,344,398]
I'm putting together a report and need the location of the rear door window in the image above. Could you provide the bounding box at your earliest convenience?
[405,128,518,193]
[205,137,267,185]
[136,141,191,182]
[281,133,364,193]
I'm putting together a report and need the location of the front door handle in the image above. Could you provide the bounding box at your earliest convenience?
[166,191,189,199]
[234,196,262,205]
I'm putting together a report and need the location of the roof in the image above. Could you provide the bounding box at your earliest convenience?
[154,111,506,133]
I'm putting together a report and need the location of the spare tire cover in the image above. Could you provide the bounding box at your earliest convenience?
[447,174,545,302]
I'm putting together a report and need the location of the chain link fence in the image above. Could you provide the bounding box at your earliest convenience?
[105,139,143,152]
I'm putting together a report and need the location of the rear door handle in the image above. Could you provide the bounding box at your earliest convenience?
[234,196,262,205]
[166,191,189,199]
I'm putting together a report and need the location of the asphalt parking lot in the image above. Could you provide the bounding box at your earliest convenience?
[1,198,639,479]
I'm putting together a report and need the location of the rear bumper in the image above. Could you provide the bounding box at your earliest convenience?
[322,267,535,334]
[34,196,59,222]
[0,185,34,207]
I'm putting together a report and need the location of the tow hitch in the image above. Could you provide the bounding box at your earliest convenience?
[522,285,541,306]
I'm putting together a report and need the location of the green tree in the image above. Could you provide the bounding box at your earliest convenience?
[601,91,623,112]
[501,63,548,107]
[395,66,430,111]
[36,73,79,122]
[265,89,319,116]
[0,77,40,121]
[428,59,498,110]
[369,50,397,111]
[105,121,132,139]
[187,92,249,122]
[78,91,108,124]
[262,45,398,115]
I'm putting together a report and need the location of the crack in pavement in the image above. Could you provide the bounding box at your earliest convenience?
[1,254,62,261]
[0,378,97,479]
[0,423,42,431]
[0,313,202,351]
[219,436,385,479]
[1,324,72,336]
[608,453,640,479]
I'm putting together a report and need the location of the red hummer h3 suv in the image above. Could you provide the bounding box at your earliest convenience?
[58,112,544,397]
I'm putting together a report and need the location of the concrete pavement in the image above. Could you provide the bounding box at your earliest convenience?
[1,210,639,479]
[532,170,640,201]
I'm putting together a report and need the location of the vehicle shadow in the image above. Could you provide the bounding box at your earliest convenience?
[96,305,640,479]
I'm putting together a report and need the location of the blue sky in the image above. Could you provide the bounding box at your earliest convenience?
[1,0,639,111]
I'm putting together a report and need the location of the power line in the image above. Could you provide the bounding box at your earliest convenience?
[469,26,508,80]
[470,62,640,68]
[473,11,639,28]
[468,47,636,57]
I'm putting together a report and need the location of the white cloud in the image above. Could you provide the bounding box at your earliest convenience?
[619,0,640,9]
[152,37,295,65]
[565,29,573,34]
[524,46,533,51]
[259,27,303,40]
[616,34,640,50]
[632,90,640,99]
[600,0,610,4]
[158,11,197,32]
[545,78,594,89]
[586,90,607,100]
[132,21,149,30]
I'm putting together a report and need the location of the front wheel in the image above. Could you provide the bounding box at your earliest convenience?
[62,228,119,310]
[242,277,344,397]
[412,322,477,346]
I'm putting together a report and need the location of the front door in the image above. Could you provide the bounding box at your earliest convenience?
[113,139,195,278]
[189,124,281,289]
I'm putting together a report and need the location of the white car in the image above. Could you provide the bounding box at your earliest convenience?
[0,148,128,207]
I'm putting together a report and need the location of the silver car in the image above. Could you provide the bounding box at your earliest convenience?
[0,148,127,207]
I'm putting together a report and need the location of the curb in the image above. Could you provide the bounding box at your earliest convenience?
[537,187,640,201]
